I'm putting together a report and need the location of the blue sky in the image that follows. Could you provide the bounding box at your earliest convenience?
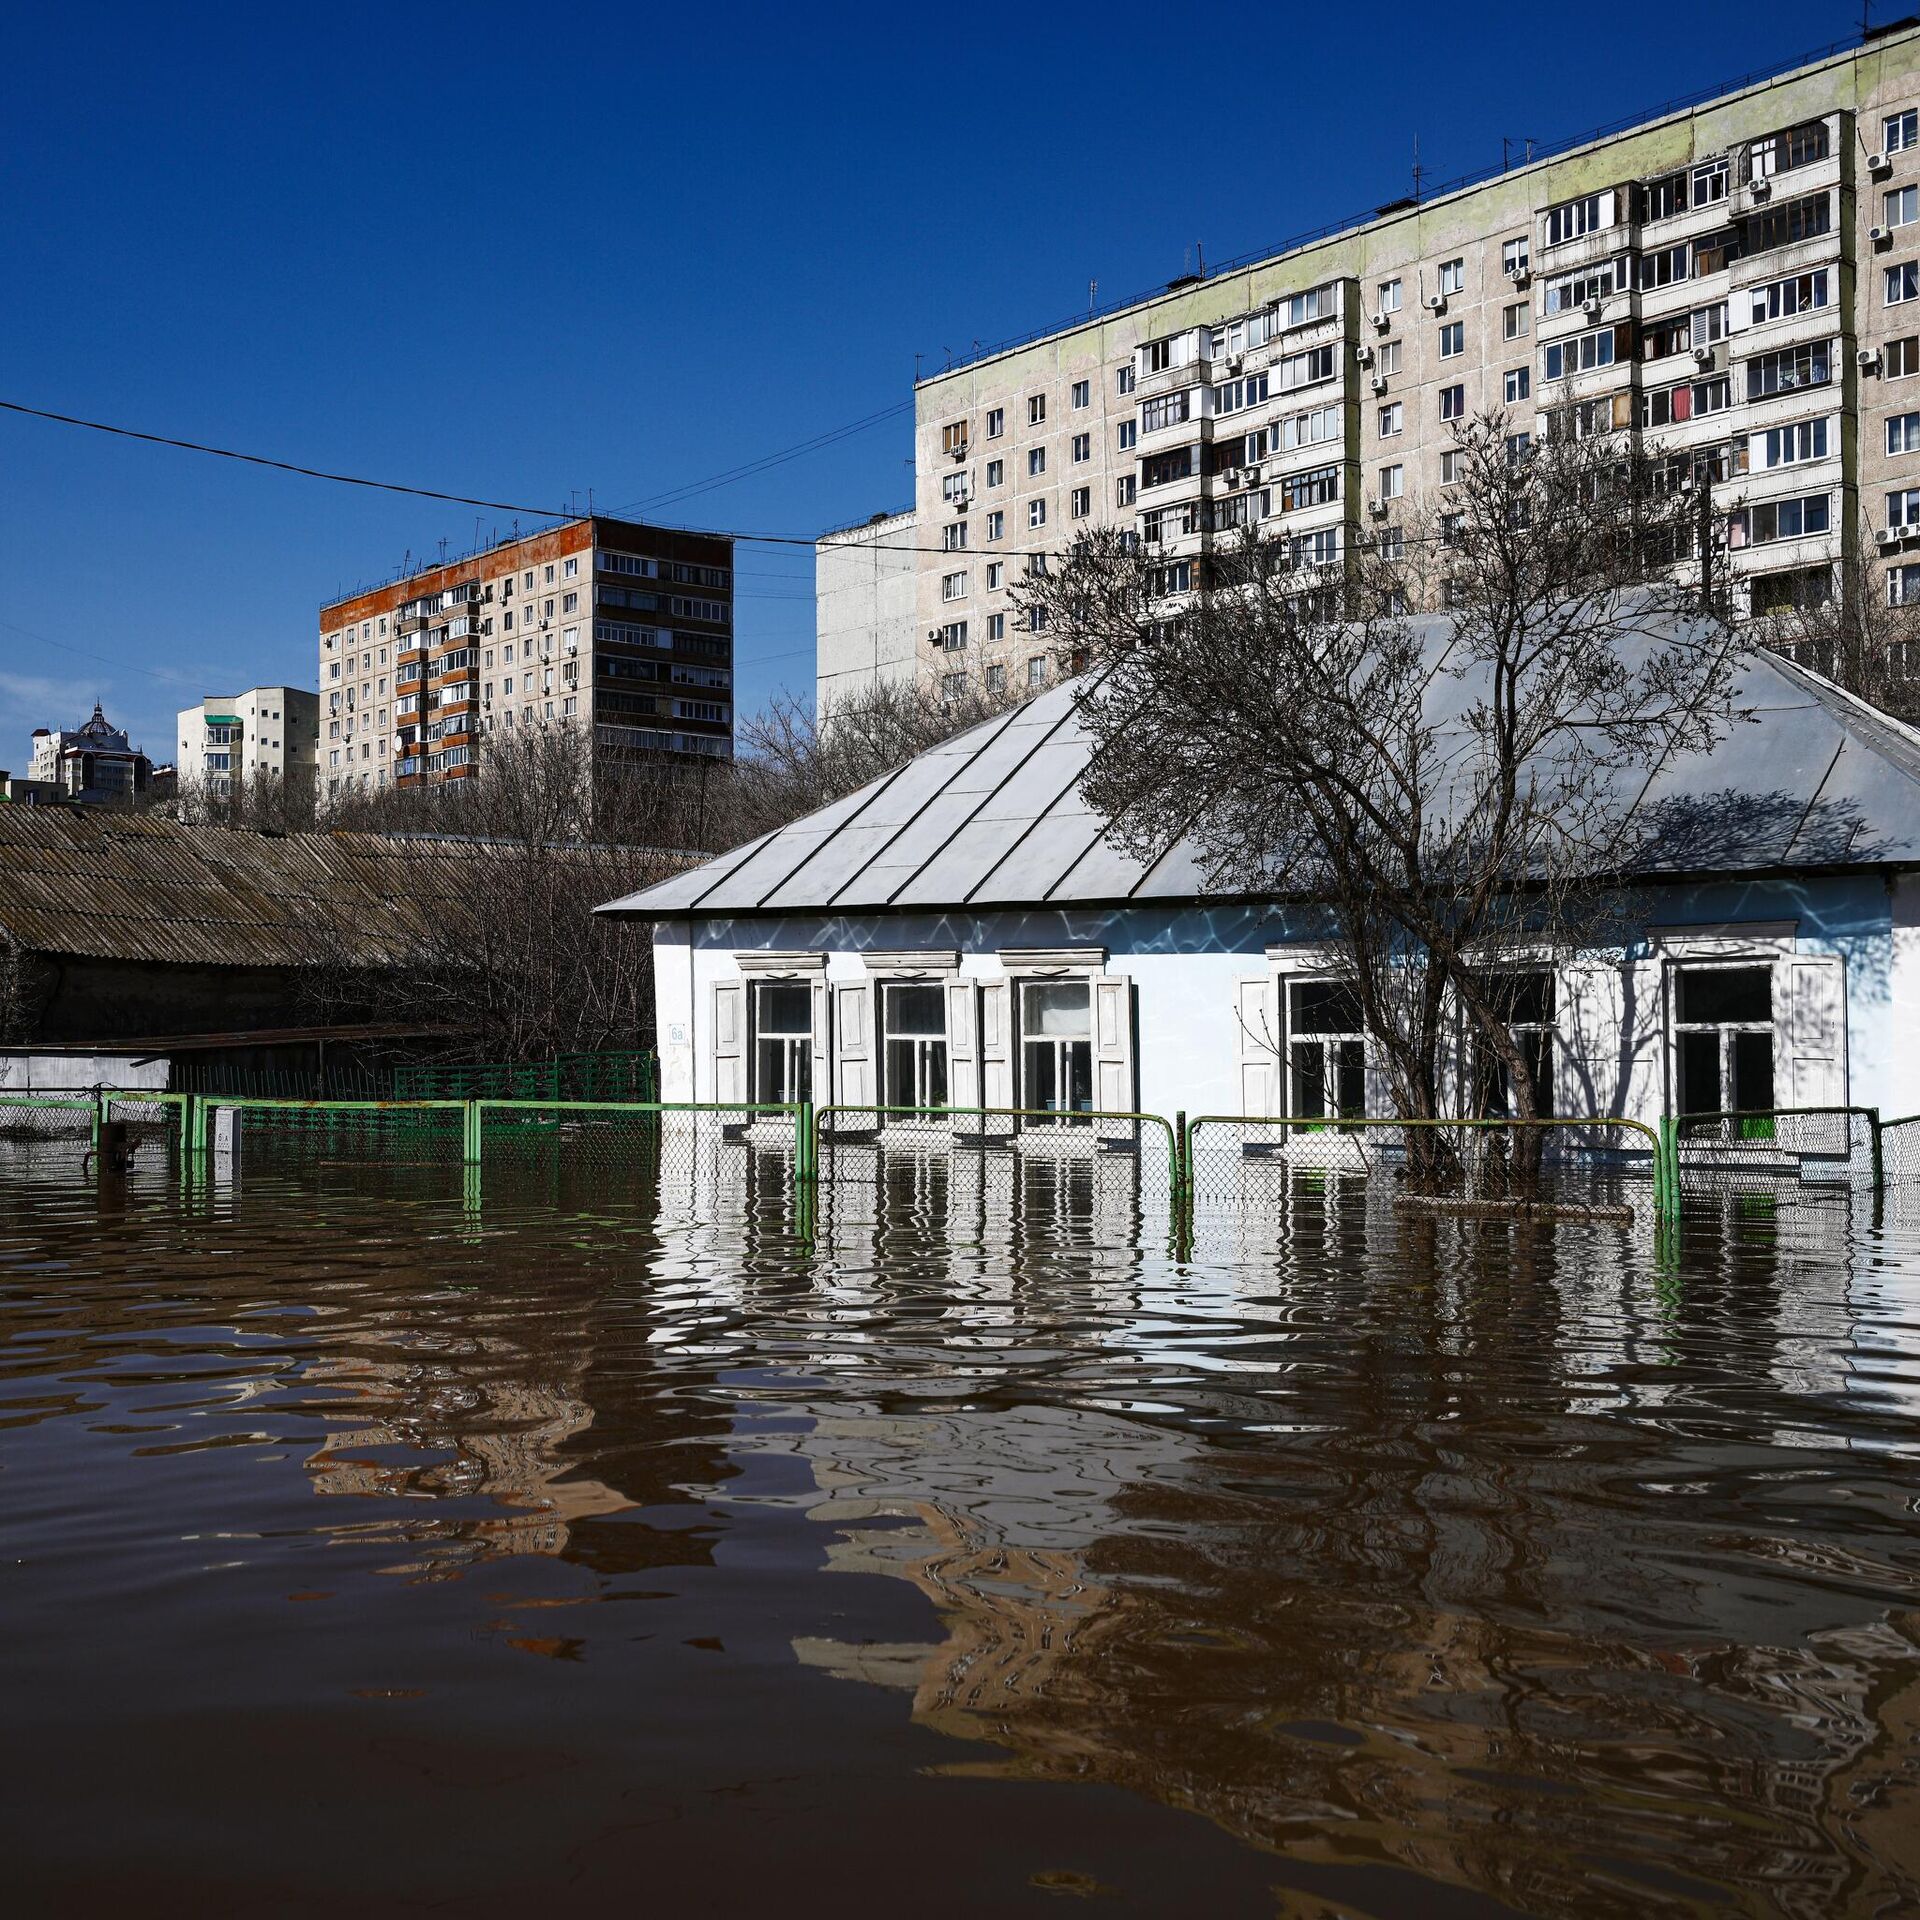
[0,0,1868,768]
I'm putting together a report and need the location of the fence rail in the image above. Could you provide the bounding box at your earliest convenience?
[14,1090,1920,1230]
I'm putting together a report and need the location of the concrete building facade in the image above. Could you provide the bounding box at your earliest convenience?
[26,704,156,804]
[815,509,919,713]
[896,23,1920,696]
[318,516,734,799]
[175,687,319,801]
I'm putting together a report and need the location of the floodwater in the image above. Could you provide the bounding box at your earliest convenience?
[5,1141,1920,1918]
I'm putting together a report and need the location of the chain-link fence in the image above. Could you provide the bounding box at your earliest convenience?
[1883,1113,1920,1213]
[1184,1115,1667,1223]
[0,1092,97,1147]
[1674,1108,1881,1203]
[194,1097,470,1167]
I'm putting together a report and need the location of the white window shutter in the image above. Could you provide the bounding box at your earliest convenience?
[980,980,1013,1109]
[945,978,979,1108]
[713,980,745,1104]
[832,980,874,1109]
[1094,976,1136,1112]
[1235,974,1279,1117]
[1560,960,1627,1120]
[809,979,831,1106]
[1785,954,1848,1147]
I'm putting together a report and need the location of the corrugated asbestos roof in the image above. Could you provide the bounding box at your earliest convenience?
[0,811,686,968]
[600,611,1920,922]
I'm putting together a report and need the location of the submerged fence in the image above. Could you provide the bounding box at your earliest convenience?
[9,1088,1920,1230]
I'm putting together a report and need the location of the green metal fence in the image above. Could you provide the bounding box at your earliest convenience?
[395,1052,658,1103]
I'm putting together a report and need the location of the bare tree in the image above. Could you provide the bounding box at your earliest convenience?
[1015,413,1746,1180]
[1755,545,1920,725]
[167,768,315,832]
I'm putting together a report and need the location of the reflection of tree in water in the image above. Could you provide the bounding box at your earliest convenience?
[778,1211,1920,1917]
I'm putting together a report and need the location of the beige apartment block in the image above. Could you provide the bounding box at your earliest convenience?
[175,687,319,801]
[901,22,1920,696]
[816,508,919,712]
[318,516,734,800]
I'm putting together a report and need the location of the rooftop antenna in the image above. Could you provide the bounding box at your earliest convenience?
[1412,134,1424,204]
[1503,135,1538,171]
[1088,279,1097,314]
[437,537,448,564]
[1197,240,1205,278]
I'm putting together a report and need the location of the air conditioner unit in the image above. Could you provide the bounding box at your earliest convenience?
[1507,265,1531,287]
[1749,177,1772,202]
[1693,344,1715,367]
[1872,225,1891,245]
[950,446,967,462]
[1368,498,1389,519]
[1244,464,1262,483]
[1582,298,1603,319]
[1869,151,1891,174]
[927,628,944,645]
[1355,343,1374,366]
[1225,467,1243,487]
[1227,354,1244,374]
[1860,347,1882,372]
[1877,526,1902,547]
[1370,310,1390,331]
[1425,293,1447,313]
[1370,373,1389,394]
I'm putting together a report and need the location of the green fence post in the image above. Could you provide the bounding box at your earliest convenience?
[796,1101,817,1184]
[463,1100,482,1168]
[1656,1115,1679,1221]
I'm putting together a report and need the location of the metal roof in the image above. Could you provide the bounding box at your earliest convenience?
[0,811,693,968]
[601,613,1920,924]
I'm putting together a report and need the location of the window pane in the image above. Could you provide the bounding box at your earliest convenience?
[1025,1040,1059,1111]
[1291,1040,1328,1117]
[923,1045,949,1108]
[1291,979,1364,1034]
[1066,1040,1093,1112]
[1335,1040,1366,1118]
[884,983,945,1035]
[1678,1030,1722,1116]
[1024,980,1091,1035]
[1731,1030,1775,1112]
[757,983,813,1034]
[1676,965,1771,1024]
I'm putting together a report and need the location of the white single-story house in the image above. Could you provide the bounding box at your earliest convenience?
[600,637,1920,1136]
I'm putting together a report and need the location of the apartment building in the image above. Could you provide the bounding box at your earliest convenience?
[175,687,319,800]
[815,508,919,711]
[901,21,1920,694]
[27,704,156,804]
[318,516,733,799]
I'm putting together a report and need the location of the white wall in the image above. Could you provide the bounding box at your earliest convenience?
[815,511,919,713]
[651,874,1916,1126]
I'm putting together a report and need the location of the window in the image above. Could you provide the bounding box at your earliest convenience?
[1020,980,1092,1116]
[1890,413,1920,457]
[1749,269,1829,324]
[1378,277,1402,314]
[1887,185,1920,228]
[1889,336,1920,378]
[1889,488,1920,531]
[1071,432,1091,462]
[1379,401,1404,437]
[1502,236,1529,275]
[1281,463,1340,512]
[1888,262,1920,306]
[941,571,967,601]
[1287,979,1365,1120]
[941,522,968,552]
[1150,559,1195,596]
[1379,463,1404,499]
[1437,257,1464,296]
[1887,109,1919,154]
[985,561,1005,590]
[1117,420,1137,451]
[1439,450,1463,486]
[1028,395,1046,424]
[1279,403,1341,450]
[987,612,1006,640]
[1023,656,1044,687]
[1439,321,1464,358]
[1115,475,1137,507]
[1543,326,1617,381]
[935,619,968,649]
[986,663,1006,691]
[1761,417,1830,466]
[1140,446,1194,489]
[986,509,1005,540]
[879,983,948,1108]
[1289,527,1340,569]
[1276,345,1336,391]
[1028,446,1047,476]
[563,556,578,579]
[1071,486,1090,518]
[1673,966,1773,1121]
[1028,498,1048,528]
[1748,192,1830,253]
[987,407,1005,437]
[1693,161,1728,208]
[1211,373,1270,414]
[1504,366,1530,403]
[1888,562,1920,605]
[1439,384,1465,421]
[1544,192,1609,246]
[1141,391,1191,432]
[1504,302,1529,341]
[1745,341,1832,399]
[751,983,814,1103]
[1116,365,1136,396]
[1469,972,1555,1118]
[987,458,1004,486]
[1377,340,1402,376]
[1732,493,1829,546]
[1071,379,1090,408]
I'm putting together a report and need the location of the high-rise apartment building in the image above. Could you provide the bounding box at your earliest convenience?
[318,516,733,799]
[896,22,1920,695]
[815,508,919,711]
[175,687,319,800]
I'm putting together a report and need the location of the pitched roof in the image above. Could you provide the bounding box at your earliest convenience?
[0,809,693,968]
[599,617,1920,922]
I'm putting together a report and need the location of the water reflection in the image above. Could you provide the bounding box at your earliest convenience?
[3,1136,1920,1914]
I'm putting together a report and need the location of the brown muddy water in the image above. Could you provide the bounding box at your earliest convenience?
[4,1141,1920,1918]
